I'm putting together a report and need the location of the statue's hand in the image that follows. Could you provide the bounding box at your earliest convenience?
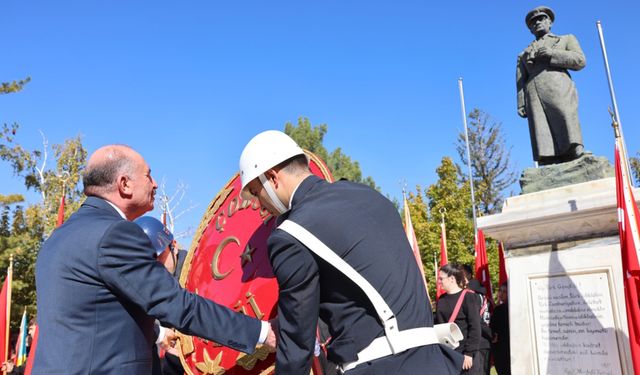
[536,47,551,61]
[518,107,527,118]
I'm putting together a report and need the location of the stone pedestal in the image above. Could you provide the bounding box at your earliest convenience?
[520,154,614,194]
[478,178,634,375]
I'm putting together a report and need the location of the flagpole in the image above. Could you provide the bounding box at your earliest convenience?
[440,207,447,263]
[596,21,623,134]
[598,21,633,185]
[458,78,478,241]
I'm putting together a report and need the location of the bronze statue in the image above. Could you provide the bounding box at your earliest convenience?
[517,6,586,165]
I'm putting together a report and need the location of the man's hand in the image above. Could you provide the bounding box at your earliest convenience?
[462,354,473,370]
[158,328,178,351]
[263,319,278,352]
[1,360,15,373]
[518,107,527,118]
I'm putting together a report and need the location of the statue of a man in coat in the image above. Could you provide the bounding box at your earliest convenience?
[517,6,586,166]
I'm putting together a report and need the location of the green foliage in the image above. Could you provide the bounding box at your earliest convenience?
[630,154,640,186]
[284,117,378,189]
[0,77,31,95]
[456,109,517,214]
[425,157,475,264]
[0,124,87,327]
[0,124,40,190]
[406,157,501,304]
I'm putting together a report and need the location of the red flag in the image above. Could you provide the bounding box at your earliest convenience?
[436,222,448,299]
[614,137,640,372]
[0,263,12,367]
[434,256,439,300]
[403,196,429,294]
[23,325,37,375]
[56,184,66,227]
[498,242,508,286]
[474,230,494,310]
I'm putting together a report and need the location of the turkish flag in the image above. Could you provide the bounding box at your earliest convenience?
[498,242,508,286]
[614,138,640,373]
[403,196,428,294]
[23,325,37,375]
[0,267,12,366]
[436,222,448,300]
[474,230,493,310]
[56,188,65,227]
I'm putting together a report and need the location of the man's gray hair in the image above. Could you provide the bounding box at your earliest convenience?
[83,147,135,196]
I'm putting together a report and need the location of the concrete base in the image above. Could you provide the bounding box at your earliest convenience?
[478,178,634,375]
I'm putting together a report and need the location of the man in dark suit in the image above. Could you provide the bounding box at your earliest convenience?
[239,131,462,374]
[34,145,270,374]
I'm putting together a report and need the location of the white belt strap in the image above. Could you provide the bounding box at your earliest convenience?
[279,220,400,350]
[278,220,462,370]
[340,324,463,373]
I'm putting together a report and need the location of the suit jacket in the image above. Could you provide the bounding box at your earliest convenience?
[34,196,261,374]
[269,176,462,374]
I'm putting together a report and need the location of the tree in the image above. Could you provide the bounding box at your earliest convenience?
[158,178,198,240]
[407,157,501,303]
[0,124,87,327]
[0,77,30,95]
[630,153,640,186]
[455,109,517,215]
[284,117,378,189]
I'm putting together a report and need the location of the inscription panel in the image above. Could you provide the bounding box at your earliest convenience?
[530,272,623,375]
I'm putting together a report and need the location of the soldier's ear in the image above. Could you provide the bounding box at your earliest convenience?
[264,169,277,182]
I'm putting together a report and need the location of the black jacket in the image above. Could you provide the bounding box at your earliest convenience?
[269,176,462,374]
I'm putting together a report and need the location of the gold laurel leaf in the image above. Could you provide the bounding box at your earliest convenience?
[195,349,226,375]
[235,345,271,370]
[178,333,195,356]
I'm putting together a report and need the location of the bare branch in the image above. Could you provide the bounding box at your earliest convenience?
[173,203,199,222]
[174,226,196,241]
[35,130,49,203]
[158,177,198,236]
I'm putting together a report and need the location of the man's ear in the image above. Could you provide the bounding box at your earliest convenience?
[264,169,279,187]
[117,175,133,197]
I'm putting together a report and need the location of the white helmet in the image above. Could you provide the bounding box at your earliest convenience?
[239,130,305,213]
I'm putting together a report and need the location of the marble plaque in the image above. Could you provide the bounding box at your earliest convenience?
[529,272,623,375]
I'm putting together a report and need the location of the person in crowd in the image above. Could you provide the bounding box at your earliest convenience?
[134,215,186,375]
[1,318,38,374]
[461,265,492,375]
[239,130,463,374]
[34,144,272,374]
[491,282,511,375]
[436,263,482,374]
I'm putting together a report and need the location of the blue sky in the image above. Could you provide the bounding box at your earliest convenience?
[2,1,639,243]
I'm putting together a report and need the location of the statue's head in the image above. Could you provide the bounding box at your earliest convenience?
[526,6,554,38]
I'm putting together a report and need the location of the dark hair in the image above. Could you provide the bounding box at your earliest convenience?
[83,148,134,196]
[461,264,473,279]
[278,154,310,175]
[440,263,466,288]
